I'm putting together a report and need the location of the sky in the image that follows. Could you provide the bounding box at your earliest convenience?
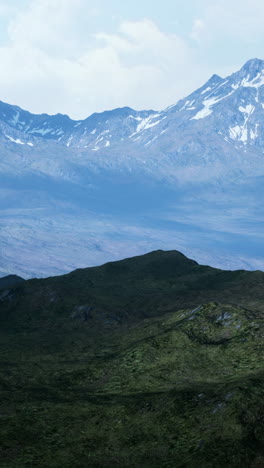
[0,0,263,119]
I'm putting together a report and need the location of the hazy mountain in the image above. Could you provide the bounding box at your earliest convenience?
[0,58,264,277]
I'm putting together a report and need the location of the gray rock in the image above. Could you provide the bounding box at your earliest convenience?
[71,305,94,322]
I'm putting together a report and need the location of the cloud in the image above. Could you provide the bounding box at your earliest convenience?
[192,0,264,47]
[7,0,84,57]
[190,19,205,41]
[0,0,262,118]
[0,0,210,118]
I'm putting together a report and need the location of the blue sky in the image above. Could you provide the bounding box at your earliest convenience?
[0,0,263,118]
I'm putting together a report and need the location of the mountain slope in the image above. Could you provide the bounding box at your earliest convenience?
[1,58,263,153]
[0,101,154,150]
[1,250,264,467]
[0,274,24,290]
[1,249,264,330]
[0,58,264,278]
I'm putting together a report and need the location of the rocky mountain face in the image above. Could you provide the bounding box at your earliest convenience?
[0,59,264,277]
[1,58,263,153]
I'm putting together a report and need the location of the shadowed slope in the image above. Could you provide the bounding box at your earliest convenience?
[1,250,264,467]
[1,250,263,330]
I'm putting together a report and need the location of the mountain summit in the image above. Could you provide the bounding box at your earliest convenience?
[239,57,264,77]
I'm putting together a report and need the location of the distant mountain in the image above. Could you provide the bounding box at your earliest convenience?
[0,58,263,277]
[0,101,154,149]
[1,58,263,154]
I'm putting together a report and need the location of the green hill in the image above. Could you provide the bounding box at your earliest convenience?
[1,250,264,467]
[0,275,24,291]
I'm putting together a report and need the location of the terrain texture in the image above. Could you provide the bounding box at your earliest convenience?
[1,250,264,467]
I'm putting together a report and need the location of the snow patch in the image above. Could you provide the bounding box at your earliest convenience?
[229,125,248,142]
[191,91,234,120]
[128,115,143,121]
[129,114,160,137]
[29,127,53,136]
[144,118,164,130]
[201,87,211,95]
[250,124,259,140]
[239,104,255,115]
[241,72,264,88]
[9,111,20,126]
[66,136,73,147]
[6,135,25,145]
[179,100,190,111]
[145,135,158,146]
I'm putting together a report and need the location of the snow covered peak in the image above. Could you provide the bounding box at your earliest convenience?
[204,73,225,88]
[122,58,264,150]
[240,58,264,74]
[0,58,263,152]
[0,100,155,149]
[230,58,264,89]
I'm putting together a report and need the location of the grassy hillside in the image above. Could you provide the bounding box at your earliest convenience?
[1,250,264,467]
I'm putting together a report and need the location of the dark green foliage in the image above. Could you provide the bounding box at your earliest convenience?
[0,275,24,291]
[1,250,264,467]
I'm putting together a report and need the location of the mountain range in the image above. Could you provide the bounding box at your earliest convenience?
[0,58,264,278]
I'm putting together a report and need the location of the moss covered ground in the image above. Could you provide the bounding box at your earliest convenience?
[1,251,264,467]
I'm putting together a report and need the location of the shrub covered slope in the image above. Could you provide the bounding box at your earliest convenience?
[1,250,264,467]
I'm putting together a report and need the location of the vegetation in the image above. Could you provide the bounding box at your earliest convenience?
[1,250,264,467]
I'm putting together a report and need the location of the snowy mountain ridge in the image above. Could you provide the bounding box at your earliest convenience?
[0,58,264,278]
[0,58,263,154]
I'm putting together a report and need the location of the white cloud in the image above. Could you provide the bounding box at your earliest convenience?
[193,0,264,44]
[0,0,262,119]
[186,0,264,78]
[190,19,205,41]
[0,0,210,118]
[7,0,84,57]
